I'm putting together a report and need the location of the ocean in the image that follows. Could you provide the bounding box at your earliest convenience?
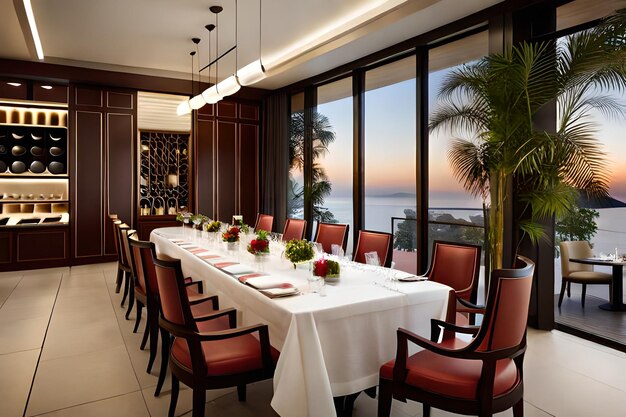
[322,197,626,257]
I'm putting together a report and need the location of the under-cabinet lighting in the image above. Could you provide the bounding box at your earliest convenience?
[7,82,22,87]
[23,0,44,60]
[41,85,53,90]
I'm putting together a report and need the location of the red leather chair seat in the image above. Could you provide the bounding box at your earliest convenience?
[172,334,280,376]
[380,350,518,400]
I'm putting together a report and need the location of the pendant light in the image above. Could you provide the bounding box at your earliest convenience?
[201,6,223,103]
[238,0,266,86]
[176,49,196,116]
[201,23,221,104]
[216,0,241,97]
[188,38,206,110]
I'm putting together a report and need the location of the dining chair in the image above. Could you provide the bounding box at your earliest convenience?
[558,241,612,308]
[110,217,124,293]
[353,230,393,267]
[378,256,535,417]
[314,222,349,254]
[114,221,133,306]
[129,236,224,397]
[119,228,139,321]
[254,213,274,233]
[424,241,482,325]
[282,218,307,242]
[153,256,279,417]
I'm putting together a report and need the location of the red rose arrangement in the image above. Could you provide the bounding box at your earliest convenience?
[313,258,340,278]
[247,230,270,255]
[222,226,240,242]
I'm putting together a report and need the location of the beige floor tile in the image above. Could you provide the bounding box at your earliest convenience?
[141,383,194,417]
[26,345,140,416]
[70,263,117,275]
[34,391,150,417]
[0,316,49,354]
[0,276,21,306]
[0,349,40,417]
[41,310,125,361]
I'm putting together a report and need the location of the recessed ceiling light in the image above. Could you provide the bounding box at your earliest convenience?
[23,0,44,60]
[7,82,22,87]
[41,85,53,90]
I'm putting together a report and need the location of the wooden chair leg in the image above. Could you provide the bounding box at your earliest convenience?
[513,398,524,417]
[121,271,130,306]
[237,384,247,401]
[146,309,159,372]
[377,379,392,417]
[567,281,571,298]
[140,318,149,350]
[154,329,170,397]
[423,404,431,417]
[125,281,135,320]
[581,283,587,308]
[115,267,123,293]
[192,388,206,417]
[132,300,143,332]
[168,373,179,417]
[558,280,567,307]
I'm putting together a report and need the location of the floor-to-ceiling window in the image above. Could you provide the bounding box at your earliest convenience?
[313,78,354,252]
[364,56,417,272]
[427,31,488,263]
[288,92,305,220]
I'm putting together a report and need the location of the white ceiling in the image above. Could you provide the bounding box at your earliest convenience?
[0,0,503,90]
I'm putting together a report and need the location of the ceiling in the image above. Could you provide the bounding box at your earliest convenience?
[0,0,503,90]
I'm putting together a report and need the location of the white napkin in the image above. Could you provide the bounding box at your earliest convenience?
[222,263,256,276]
[245,276,294,290]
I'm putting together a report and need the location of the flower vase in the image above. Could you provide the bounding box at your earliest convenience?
[226,241,239,252]
[254,252,269,272]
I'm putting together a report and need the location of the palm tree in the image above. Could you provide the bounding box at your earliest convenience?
[429,10,626,270]
[289,111,338,222]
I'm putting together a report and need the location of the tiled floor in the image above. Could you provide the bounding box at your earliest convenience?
[0,263,625,417]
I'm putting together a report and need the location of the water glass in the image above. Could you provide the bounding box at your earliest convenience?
[364,251,380,267]
[331,244,344,258]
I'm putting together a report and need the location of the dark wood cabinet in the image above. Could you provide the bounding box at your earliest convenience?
[196,100,260,226]
[0,226,69,271]
[71,85,136,264]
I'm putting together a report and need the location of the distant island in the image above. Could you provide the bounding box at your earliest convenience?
[374,192,416,198]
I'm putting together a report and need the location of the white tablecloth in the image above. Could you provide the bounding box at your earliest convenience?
[151,227,450,417]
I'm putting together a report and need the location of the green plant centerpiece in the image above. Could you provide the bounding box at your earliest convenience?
[284,239,314,268]
[429,10,626,270]
[205,220,222,233]
[313,258,340,279]
[247,230,270,255]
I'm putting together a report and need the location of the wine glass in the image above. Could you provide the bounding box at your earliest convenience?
[331,244,344,258]
[364,251,380,267]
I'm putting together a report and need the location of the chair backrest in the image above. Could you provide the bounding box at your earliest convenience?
[314,222,349,254]
[282,218,307,242]
[472,256,535,353]
[255,213,274,233]
[353,230,393,267]
[152,256,197,331]
[111,219,122,258]
[115,222,131,267]
[559,240,593,276]
[426,241,481,302]
[128,234,156,295]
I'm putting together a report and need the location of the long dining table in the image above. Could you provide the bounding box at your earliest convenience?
[151,227,451,417]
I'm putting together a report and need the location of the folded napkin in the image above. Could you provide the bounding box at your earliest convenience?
[221,263,256,276]
[214,261,238,269]
[394,271,428,282]
[188,248,207,254]
[198,254,221,260]
[245,276,294,290]
[260,287,299,298]
[238,273,267,283]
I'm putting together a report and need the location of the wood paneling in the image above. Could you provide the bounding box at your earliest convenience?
[74,110,103,258]
[107,91,134,109]
[196,119,214,217]
[137,218,179,240]
[32,82,68,104]
[198,103,214,117]
[16,229,67,262]
[217,101,237,119]
[0,80,27,100]
[75,87,103,107]
[239,103,259,121]
[239,123,258,225]
[216,121,237,223]
[106,113,134,255]
[0,232,11,263]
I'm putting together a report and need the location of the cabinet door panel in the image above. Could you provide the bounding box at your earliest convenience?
[74,111,103,258]
[17,229,67,262]
[196,119,214,217]
[239,123,258,225]
[106,113,134,255]
[216,121,236,223]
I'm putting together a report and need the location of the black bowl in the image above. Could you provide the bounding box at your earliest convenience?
[29,161,45,174]
[30,146,45,157]
[11,145,26,156]
[49,147,65,157]
[0,160,6,173]
[10,161,26,174]
[48,161,65,174]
